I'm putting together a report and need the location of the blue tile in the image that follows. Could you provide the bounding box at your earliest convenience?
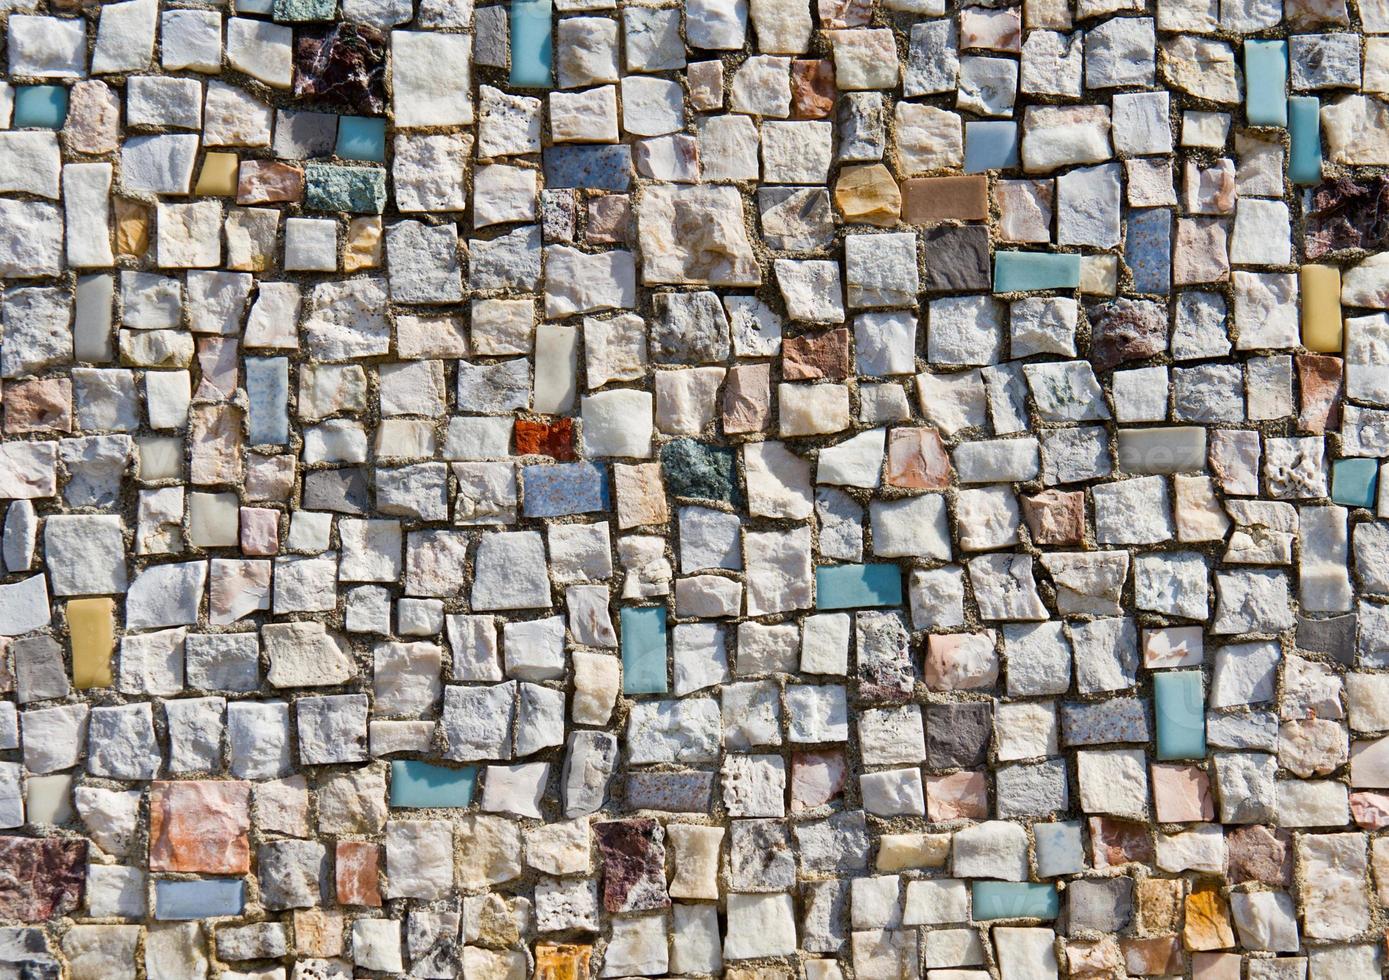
[972,881,1059,920]
[510,0,554,88]
[521,461,608,517]
[993,252,1082,292]
[1244,40,1288,127]
[1289,96,1322,185]
[336,116,387,162]
[391,760,478,807]
[1154,670,1206,761]
[13,86,68,129]
[621,606,668,694]
[155,879,245,920]
[543,145,633,191]
[1333,458,1379,508]
[1125,209,1171,296]
[815,564,903,610]
[964,121,1019,173]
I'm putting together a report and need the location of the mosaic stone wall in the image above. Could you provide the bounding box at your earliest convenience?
[5,0,1389,975]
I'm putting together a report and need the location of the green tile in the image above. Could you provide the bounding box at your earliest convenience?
[621,606,667,694]
[1244,40,1288,126]
[336,116,387,163]
[390,760,478,807]
[1154,670,1206,761]
[994,252,1081,293]
[13,86,68,129]
[1333,458,1379,508]
[972,881,1059,921]
[815,564,903,610]
[510,0,554,88]
[1289,96,1322,185]
[304,163,387,213]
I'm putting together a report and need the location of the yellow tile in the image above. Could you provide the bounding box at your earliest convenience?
[114,197,149,259]
[343,216,382,272]
[68,597,114,689]
[1301,264,1343,353]
[194,152,239,196]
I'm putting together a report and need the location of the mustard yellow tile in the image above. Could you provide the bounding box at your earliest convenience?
[68,597,114,689]
[1301,264,1343,353]
[194,152,239,196]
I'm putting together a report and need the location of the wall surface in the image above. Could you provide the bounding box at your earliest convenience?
[0,0,1386,976]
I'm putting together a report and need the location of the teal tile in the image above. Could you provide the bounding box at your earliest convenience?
[510,0,554,88]
[390,760,477,807]
[1154,670,1206,761]
[1333,458,1379,508]
[1244,40,1288,127]
[972,881,1059,921]
[1289,96,1322,185]
[336,116,387,163]
[304,163,387,213]
[621,606,667,694]
[815,564,903,610]
[964,121,1018,173]
[13,86,68,129]
[993,252,1081,292]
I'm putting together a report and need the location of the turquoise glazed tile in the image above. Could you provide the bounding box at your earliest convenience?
[993,252,1082,292]
[510,0,554,88]
[336,116,387,162]
[815,564,903,609]
[964,121,1019,173]
[972,882,1059,920]
[13,86,67,129]
[1289,96,1323,185]
[1244,40,1288,126]
[390,760,478,807]
[1333,458,1379,508]
[1154,670,1206,761]
[621,606,668,694]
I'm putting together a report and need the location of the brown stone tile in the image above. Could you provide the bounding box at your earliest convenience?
[335,841,382,907]
[790,60,835,119]
[901,175,988,225]
[515,417,576,460]
[148,780,252,874]
[4,378,71,433]
[783,327,851,381]
[722,362,771,434]
[1021,489,1085,545]
[1297,353,1343,434]
[885,427,952,489]
[237,160,305,205]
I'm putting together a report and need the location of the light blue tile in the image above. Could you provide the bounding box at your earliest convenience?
[336,116,387,162]
[972,881,1059,920]
[1289,96,1322,185]
[815,564,903,610]
[993,252,1081,292]
[13,86,68,129]
[1154,669,1206,760]
[1245,40,1288,126]
[1333,458,1378,509]
[621,606,667,694]
[964,121,1019,173]
[510,0,553,88]
[155,879,245,920]
[390,760,478,807]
